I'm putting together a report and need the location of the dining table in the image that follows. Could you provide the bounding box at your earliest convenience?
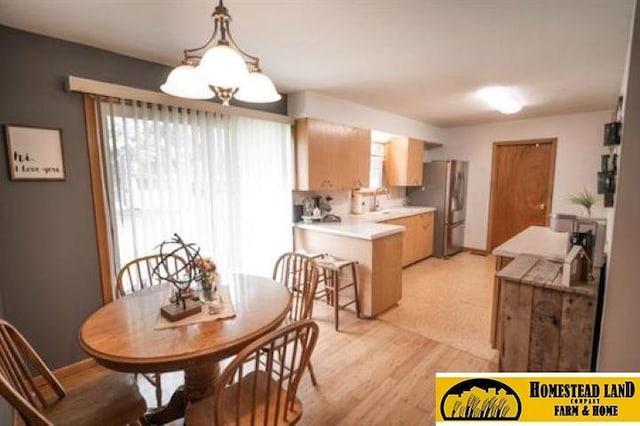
[79,273,292,424]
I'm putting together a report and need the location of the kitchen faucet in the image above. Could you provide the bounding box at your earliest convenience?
[371,187,387,211]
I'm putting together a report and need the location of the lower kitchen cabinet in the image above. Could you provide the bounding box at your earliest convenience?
[382,212,434,267]
[293,228,403,317]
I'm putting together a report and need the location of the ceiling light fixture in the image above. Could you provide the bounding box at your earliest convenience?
[477,87,523,114]
[161,0,281,106]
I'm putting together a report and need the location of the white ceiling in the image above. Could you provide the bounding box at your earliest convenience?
[0,0,634,127]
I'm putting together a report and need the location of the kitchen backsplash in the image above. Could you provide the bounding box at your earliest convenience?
[292,187,407,217]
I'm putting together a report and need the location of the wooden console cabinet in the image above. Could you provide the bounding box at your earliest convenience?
[497,255,599,372]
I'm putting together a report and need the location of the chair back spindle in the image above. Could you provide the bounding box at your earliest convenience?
[272,253,319,322]
[213,320,319,426]
[116,253,186,298]
[0,320,66,425]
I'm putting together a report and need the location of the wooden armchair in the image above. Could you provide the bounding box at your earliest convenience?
[115,253,186,407]
[0,319,146,426]
[272,252,319,385]
[185,319,319,425]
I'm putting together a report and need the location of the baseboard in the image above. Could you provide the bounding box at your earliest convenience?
[464,247,489,256]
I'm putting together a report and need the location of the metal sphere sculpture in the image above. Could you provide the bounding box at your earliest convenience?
[153,233,204,310]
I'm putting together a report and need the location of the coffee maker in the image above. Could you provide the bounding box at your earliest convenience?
[549,213,607,273]
[574,218,607,269]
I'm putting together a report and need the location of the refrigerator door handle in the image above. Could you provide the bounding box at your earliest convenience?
[444,161,453,221]
[456,172,465,210]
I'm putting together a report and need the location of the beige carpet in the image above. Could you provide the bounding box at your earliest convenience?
[379,252,499,362]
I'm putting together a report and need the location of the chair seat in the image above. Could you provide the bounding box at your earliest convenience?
[43,371,146,426]
[186,370,303,426]
[315,258,355,271]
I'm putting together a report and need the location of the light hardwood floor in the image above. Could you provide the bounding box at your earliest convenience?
[47,254,496,425]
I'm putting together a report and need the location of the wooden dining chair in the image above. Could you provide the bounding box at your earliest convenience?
[185,319,319,426]
[272,252,319,385]
[116,253,186,407]
[116,253,186,297]
[273,252,319,323]
[0,319,146,426]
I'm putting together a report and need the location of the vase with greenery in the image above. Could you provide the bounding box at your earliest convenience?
[567,188,597,217]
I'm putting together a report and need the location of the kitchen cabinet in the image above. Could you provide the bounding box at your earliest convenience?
[385,137,425,187]
[294,118,370,190]
[382,212,433,267]
[293,228,402,317]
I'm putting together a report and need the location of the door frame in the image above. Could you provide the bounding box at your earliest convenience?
[486,138,557,252]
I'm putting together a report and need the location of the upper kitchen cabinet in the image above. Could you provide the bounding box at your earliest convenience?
[385,137,425,186]
[294,118,370,190]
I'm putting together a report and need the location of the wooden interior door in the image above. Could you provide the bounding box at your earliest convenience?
[488,139,557,250]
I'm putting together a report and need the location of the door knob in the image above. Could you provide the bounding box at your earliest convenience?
[539,203,546,210]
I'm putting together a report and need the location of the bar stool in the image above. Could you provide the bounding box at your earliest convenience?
[295,250,331,302]
[314,256,361,331]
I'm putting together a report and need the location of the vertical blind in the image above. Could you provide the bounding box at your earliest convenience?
[100,98,293,277]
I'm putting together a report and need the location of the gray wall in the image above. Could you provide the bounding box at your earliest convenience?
[0,25,287,373]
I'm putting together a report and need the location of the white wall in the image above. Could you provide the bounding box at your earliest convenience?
[598,0,639,371]
[430,110,613,250]
[288,91,446,143]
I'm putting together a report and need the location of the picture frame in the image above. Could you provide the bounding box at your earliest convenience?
[4,124,66,181]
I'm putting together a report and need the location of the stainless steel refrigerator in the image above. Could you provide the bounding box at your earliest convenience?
[407,160,468,258]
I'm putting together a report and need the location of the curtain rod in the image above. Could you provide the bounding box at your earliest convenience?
[66,76,294,125]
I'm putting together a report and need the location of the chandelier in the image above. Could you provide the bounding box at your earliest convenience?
[161,0,281,106]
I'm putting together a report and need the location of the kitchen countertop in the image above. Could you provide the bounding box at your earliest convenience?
[294,206,436,240]
[492,225,570,262]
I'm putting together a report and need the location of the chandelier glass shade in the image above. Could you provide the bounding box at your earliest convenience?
[161,64,216,100]
[197,44,249,88]
[235,71,282,103]
[161,0,281,106]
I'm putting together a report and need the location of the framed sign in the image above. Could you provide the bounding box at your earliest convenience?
[4,124,66,181]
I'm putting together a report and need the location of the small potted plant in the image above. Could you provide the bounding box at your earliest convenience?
[567,188,597,217]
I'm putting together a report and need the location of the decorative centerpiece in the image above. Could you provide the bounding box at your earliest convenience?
[153,233,207,322]
[194,256,218,302]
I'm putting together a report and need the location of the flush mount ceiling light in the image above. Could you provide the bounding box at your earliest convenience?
[161,0,281,106]
[477,87,523,114]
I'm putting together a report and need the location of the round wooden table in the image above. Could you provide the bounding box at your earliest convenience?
[79,273,291,424]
